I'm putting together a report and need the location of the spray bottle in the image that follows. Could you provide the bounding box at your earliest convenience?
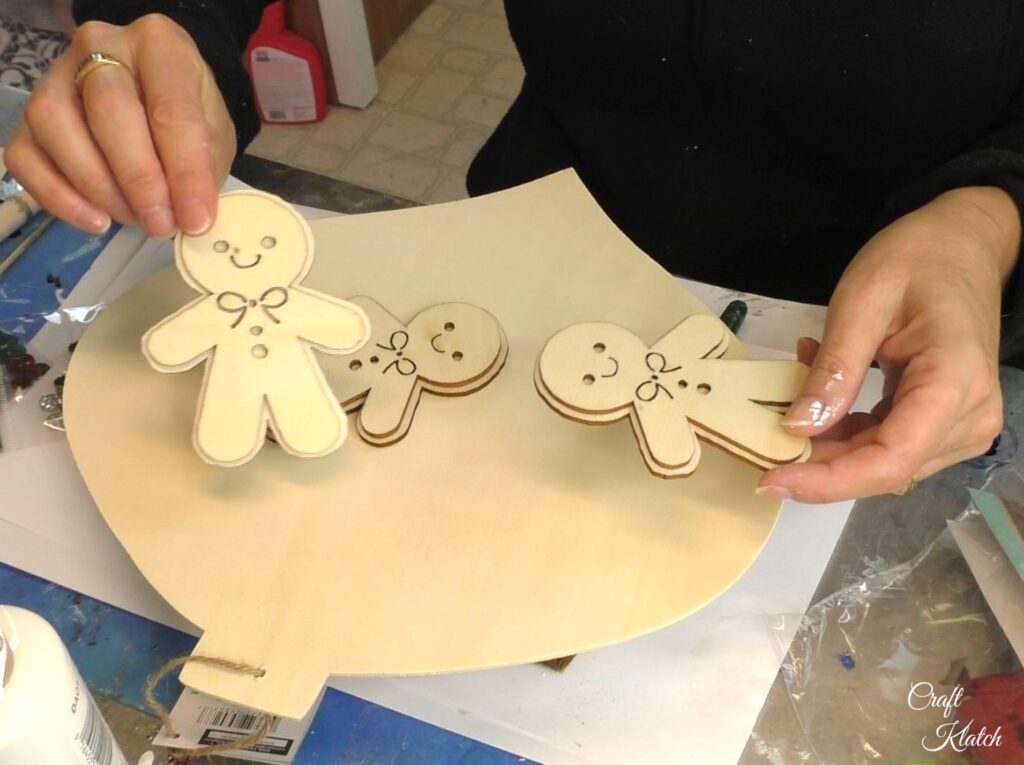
[244,1,328,124]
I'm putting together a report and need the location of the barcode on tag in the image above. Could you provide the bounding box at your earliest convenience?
[196,705,281,734]
[269,110,287,120]
[154,686,323,763]
[79,693,116,765]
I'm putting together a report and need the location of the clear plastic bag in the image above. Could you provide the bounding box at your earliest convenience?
[761,463,1024,765]
[0,301,106,453]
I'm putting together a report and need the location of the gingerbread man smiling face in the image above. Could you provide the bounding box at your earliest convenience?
[535,323,646,415]
[143,191,370,467]
[177,192,313,296]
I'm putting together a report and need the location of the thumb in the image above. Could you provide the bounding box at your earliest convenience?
[783,294,888,436]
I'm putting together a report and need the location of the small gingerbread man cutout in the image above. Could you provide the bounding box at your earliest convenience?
[319,296,507,445]
[536,314,810,476]
[143,191,370,466]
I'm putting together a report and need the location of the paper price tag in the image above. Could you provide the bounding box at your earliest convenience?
[151,687,323,764]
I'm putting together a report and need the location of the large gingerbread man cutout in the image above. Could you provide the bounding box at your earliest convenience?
[536,314,811,476]
[143,191,370,466]
[320,296,507,445]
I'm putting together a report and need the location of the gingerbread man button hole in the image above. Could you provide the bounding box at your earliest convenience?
[142,190,370,466]
[535,314,811,476]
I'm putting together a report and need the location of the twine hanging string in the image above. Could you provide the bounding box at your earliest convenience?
[144,655,272,762]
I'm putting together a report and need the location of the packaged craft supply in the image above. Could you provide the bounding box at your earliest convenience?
[0,605,129,765]
[0,306,101,455]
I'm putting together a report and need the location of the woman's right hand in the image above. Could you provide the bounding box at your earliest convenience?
[5,13,236,238]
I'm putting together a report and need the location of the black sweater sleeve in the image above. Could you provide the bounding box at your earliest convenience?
[71,0,270,155]
[878,77,1024,362]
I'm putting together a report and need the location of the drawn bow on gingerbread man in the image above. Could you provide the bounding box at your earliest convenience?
[536,314,811,476]
[635,352,682,402]
[215,286,289,328]
[376,330,418,376]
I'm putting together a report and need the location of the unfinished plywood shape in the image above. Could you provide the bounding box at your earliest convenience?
[536,316,811,476]
[65,171,787,720]
[320,297,508,445]
[142,190,370,466]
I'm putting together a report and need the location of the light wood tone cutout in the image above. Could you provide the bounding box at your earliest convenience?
[536,316,811,476]
[66,171,791,719]
[320,297,508,445]
[142,191,370,466]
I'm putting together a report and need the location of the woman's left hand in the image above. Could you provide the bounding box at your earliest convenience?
[757,186,1021,503]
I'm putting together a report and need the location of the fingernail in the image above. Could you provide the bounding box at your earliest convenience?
[782,396,836,429]
[755,485,792,500]
[179,199,211,235]
[141,205,176,239]
[83,211,110,235]
[796,337,817,355]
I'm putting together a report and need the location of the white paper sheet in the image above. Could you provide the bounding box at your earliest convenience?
[331,495,857,765]
[0,442,197,635]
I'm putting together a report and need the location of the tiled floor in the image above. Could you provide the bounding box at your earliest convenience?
[245,0,523,205]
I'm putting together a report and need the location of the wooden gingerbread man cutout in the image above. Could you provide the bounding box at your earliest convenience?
[319,296,507,445]
[143,190,370,466]
[535,314,811,476]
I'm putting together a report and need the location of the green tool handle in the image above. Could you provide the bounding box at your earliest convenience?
[719,299,748,334]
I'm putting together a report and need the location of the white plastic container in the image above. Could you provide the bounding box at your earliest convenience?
[0,605,129,765]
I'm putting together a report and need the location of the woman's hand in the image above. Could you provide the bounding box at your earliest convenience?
[757,186,1021,503]
[5,14,236,238]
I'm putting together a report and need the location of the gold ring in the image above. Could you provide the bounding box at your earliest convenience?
[895,477,919,497]
[74,52,128,91]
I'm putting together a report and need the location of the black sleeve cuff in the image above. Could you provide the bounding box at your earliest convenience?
[878,148,1024,362]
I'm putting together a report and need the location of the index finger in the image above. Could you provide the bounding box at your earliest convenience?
[782,283,897,437]
[79,53,177,238]
[760,355,962,502]
[134,22,218,234]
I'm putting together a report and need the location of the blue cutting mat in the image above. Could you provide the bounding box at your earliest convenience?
[0,562,532,764]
